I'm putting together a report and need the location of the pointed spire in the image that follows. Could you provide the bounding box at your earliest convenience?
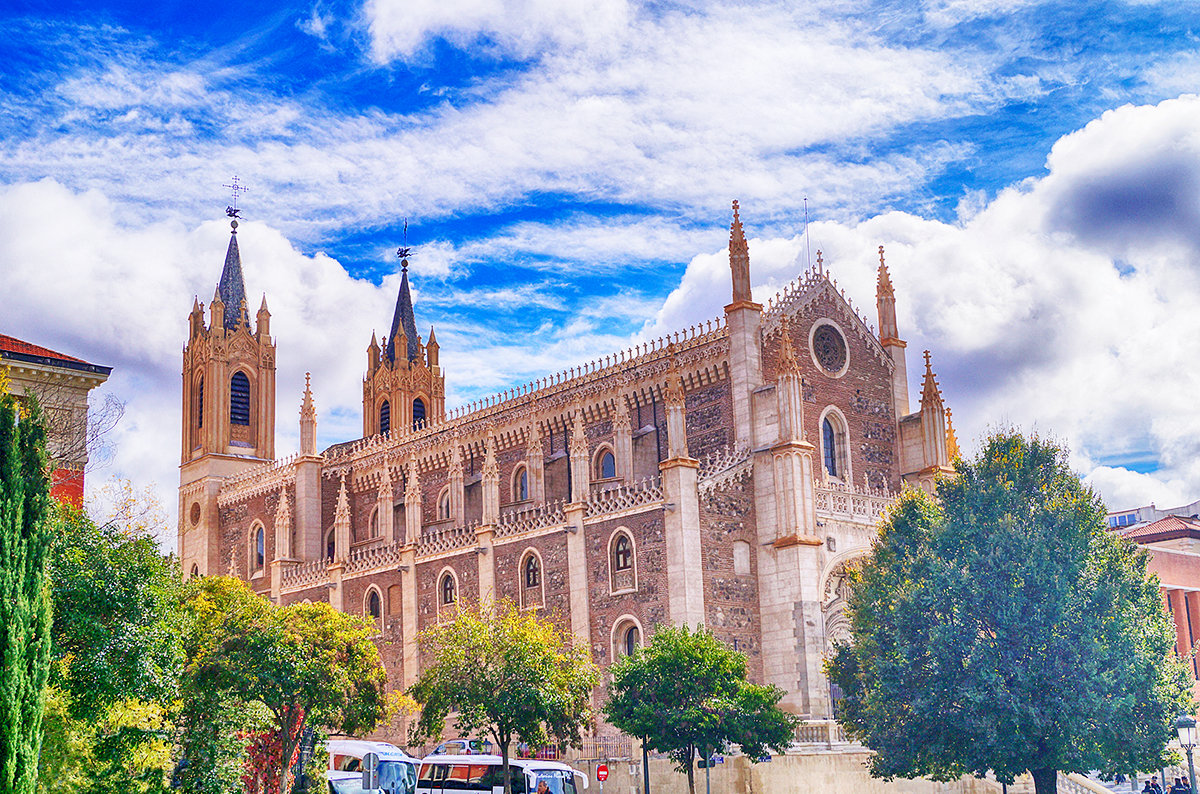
[217,221,250,330]
[729,200,752,303]
[920,350,943,408]
[386,265,419,364]
[946,407,960,461]
[300,373,318,456]
[778,316,800,373]
[334,475,351,525]
[426,325,439,367]
[876,246,894,297]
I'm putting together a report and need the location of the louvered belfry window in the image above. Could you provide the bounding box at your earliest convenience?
[380,400,391,435]
[412,397,426,430]
[230,372,250,426]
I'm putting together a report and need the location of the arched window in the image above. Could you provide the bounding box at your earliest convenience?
[379,401,391,436]
[440,573,457,606]
[612,617,643,660]
[437,487,452,521]
[197,376,204,429]
[513,465,529,502]
[190,563,200,580]
[623,625,640,657]
[253,525,265,572]
[412,398,426,431]
[369,507,380,539]
[365,589,382,628]
[325,529,336,561]
[597,449,616,479]
[230,371,251,426]
[822,417,837,477]
[613,534,632,571]
[524,555,541,588]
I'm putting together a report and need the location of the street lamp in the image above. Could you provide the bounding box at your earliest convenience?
[1176,715,1197,794]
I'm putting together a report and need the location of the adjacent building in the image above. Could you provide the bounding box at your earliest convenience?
[1,334,112,505]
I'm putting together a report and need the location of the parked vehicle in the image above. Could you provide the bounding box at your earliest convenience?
[416,754,588,794]
[429,739,493,756]
[328,770,367,794]
[327,738,419,794]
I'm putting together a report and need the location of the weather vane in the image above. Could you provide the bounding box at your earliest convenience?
[223,175,249,219]
[396,218,413,267]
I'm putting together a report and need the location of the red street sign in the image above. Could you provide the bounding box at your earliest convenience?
[596,765,609,782]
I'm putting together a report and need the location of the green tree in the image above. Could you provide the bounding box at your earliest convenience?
[408,600,599,794]
[828,431,1193,794]
[182,577,387,794]
[604,625,797,794]
[39,503,185,794]
[1,392,53,794]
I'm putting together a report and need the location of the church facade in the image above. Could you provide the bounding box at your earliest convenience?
[178,204,955,728]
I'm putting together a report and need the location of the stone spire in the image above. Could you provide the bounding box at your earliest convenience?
[729,200,752,303]
[919,351,950,470]
[300,373,318,456]
[333,474,351,561]
[876,246,898,342]
[217,220,250,330]
[920,350,943,409]
[946,408,960,461]
[386,260,420,364]
[273,488,292,560]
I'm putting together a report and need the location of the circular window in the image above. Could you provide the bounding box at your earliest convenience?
[812,324,847,374]
[190,502,201,526]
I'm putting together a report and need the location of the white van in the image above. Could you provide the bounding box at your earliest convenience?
[327,738,420,794]
[416,754,588,794]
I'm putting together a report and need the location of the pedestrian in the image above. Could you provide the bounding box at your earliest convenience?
[1183,778,1191,794]
[1171,778,1187,794]
[1145,781,1156,794]
[1152,776,1163,794]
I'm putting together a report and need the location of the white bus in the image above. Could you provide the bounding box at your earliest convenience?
[327,738,420,794]
[416,755,588,794]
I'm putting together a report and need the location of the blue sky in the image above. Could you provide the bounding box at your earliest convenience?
[2,0,1200,538]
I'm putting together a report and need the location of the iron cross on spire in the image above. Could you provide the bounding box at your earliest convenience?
[223,175,249,219]
[396,217,414,270]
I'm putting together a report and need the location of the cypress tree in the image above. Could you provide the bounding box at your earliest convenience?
[0,392,53,794]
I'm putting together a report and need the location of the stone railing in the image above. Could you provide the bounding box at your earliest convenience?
[495,499,567,539]
[584,475,664,519]
[792,719,850,747]
[416,521,478,557]
[814,479,893,524]
[697,445,752,494]
[217,454,298,507]
[344,541,403,575]
[281,557,330,589]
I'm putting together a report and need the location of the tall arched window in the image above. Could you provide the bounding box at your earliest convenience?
[513,465,529,502]
[412,398,426,430]
[623,625,640,657]
[597,449,616,479]
[379,401,391,436]
[369,507,380,539]
[197,376,204,429]
[325,529,336,561]
[525,555,541,588]
[613,534,632,571]
[822,417,838,477]
[190,563,200,580]
[440,573,456,605]
[253,525,265,572]
[365,589,382,629]
[437,487,452,521]
[230,371,251,426]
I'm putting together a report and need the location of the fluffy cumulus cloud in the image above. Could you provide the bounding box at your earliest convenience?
[650,95,1200,510]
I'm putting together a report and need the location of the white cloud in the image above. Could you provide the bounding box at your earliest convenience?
[647,95,1200,510]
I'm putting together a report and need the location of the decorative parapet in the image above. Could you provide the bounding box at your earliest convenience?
[814,479,893,525]
[217,454,298,507]
[280,557,330,589]
[583,475,664,519]
[415,521,479,557]
[323,316,730,473]
[495,499,567,539]
[344,541,403,575]
[697,445,752,495]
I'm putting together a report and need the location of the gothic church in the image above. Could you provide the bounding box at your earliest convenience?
[178,203,955,729]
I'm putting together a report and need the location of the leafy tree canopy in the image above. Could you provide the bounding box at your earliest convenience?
[181,577,387,794]
[828,431,1193,794]
[408,600,598,794]
[604,625,797,794]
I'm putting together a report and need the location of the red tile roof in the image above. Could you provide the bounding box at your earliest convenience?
[0,334,87,364]
[0,334,110,376]
[1120,515,1200,542]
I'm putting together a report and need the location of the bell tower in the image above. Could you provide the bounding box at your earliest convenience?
[179,218,277,578]
[363,257,445,437]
